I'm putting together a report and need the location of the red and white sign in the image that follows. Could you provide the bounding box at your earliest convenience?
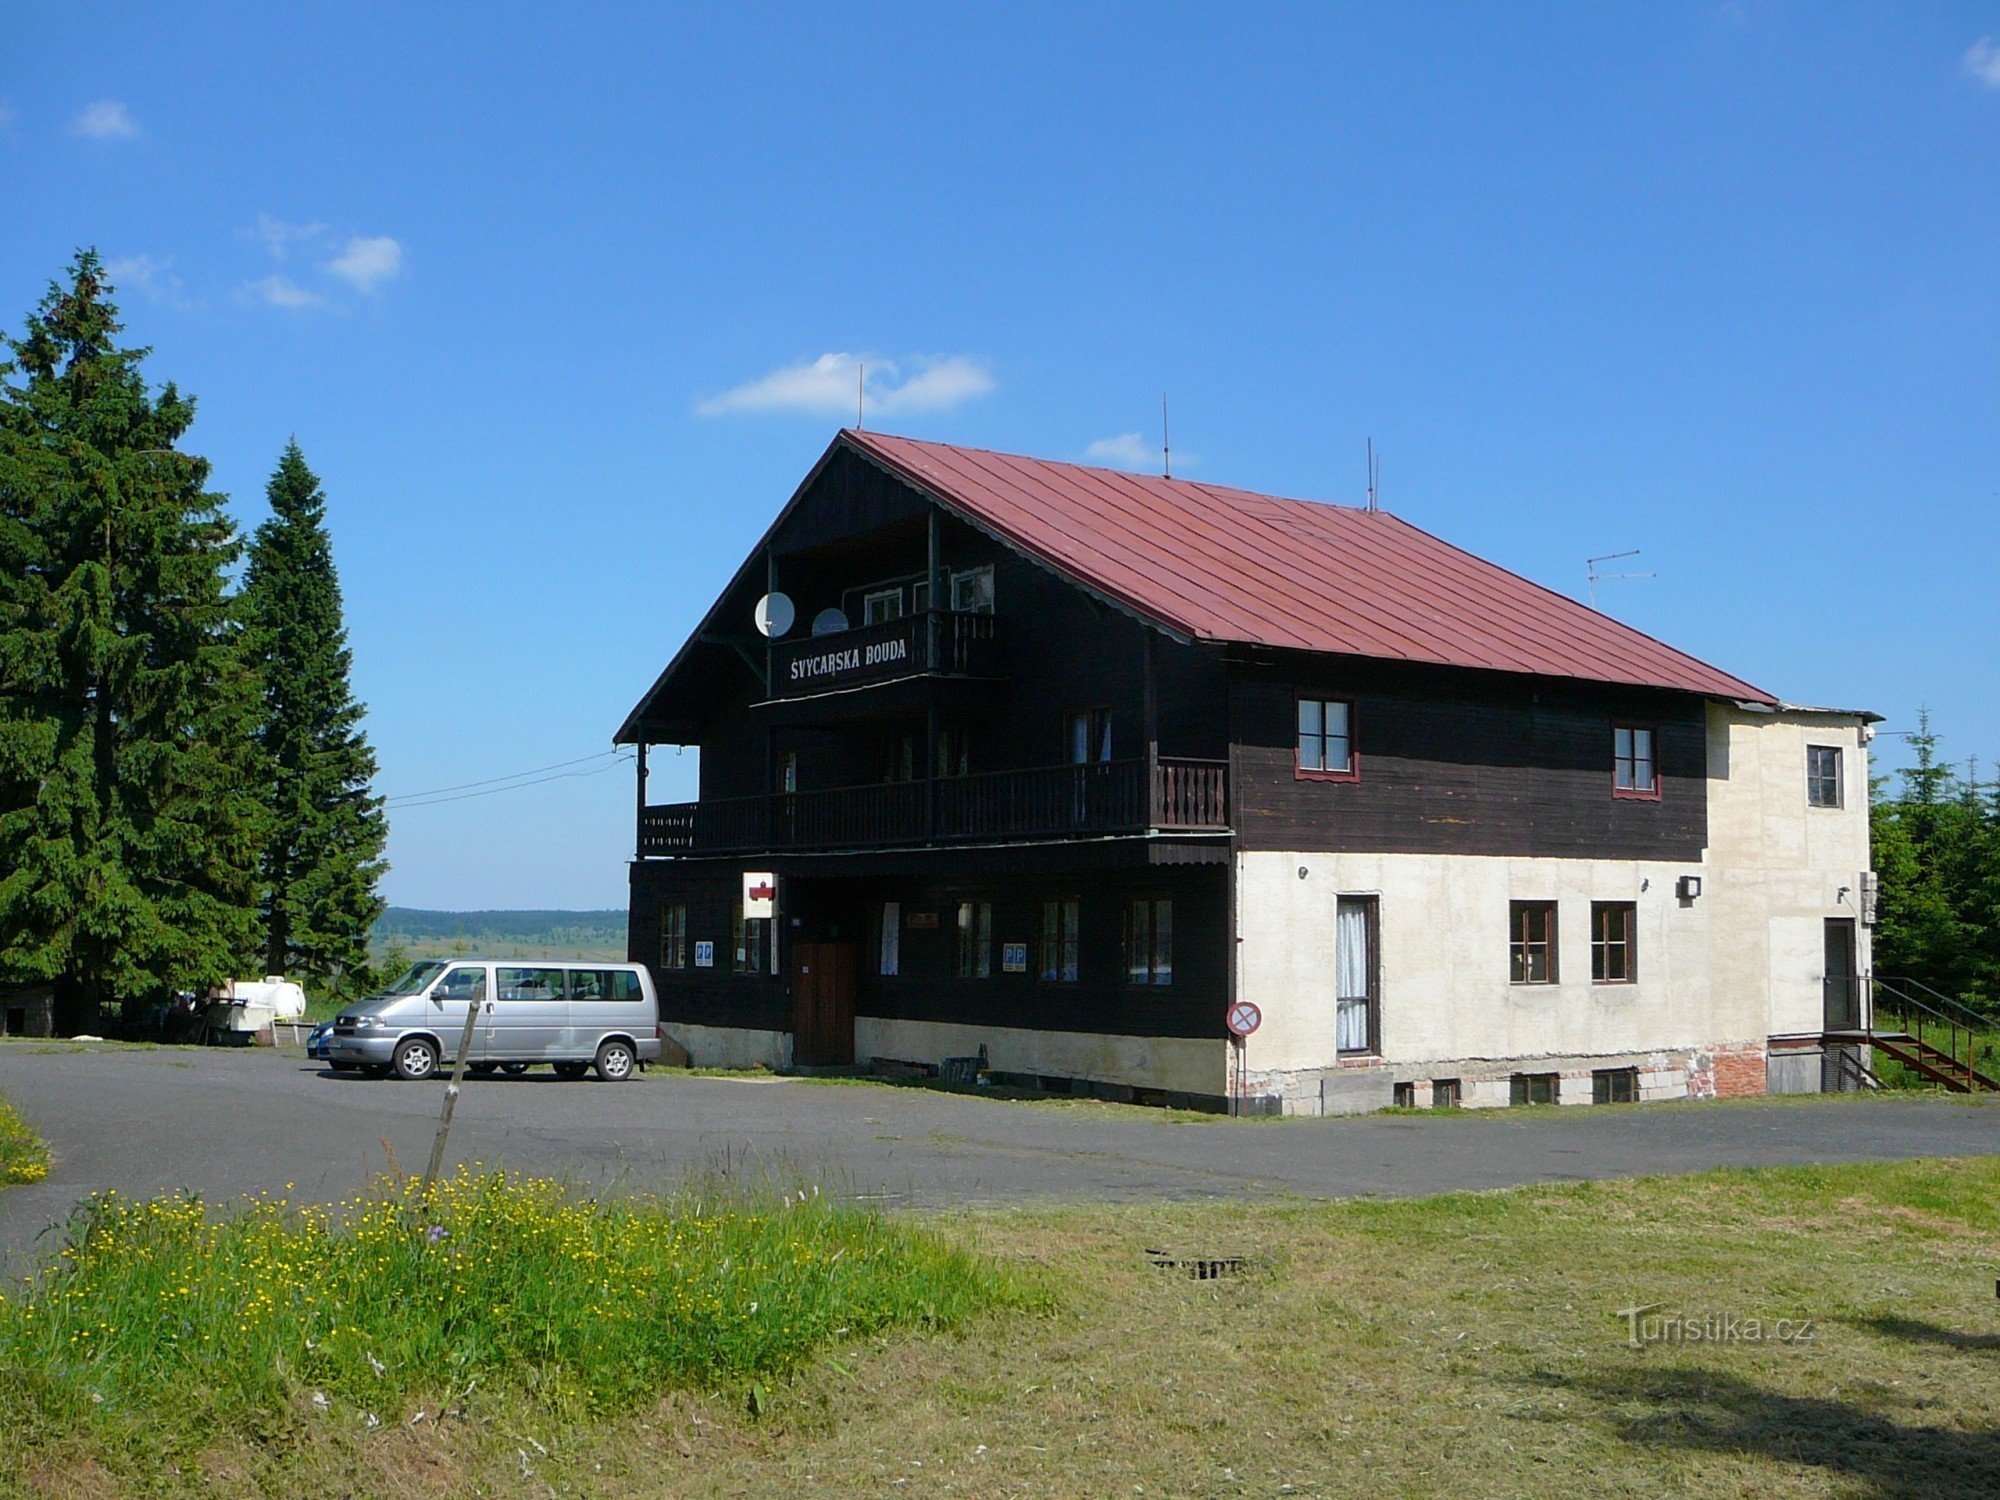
[1226,1000,1262,1038]
[742,871,776,920]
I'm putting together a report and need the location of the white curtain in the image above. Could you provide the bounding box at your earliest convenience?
[880,902,900,977]
[1336,898,1370,1052]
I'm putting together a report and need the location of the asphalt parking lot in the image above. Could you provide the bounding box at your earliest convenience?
[3,1041,1996,1267]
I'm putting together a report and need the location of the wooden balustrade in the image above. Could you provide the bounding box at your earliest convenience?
[637,756,1228,856]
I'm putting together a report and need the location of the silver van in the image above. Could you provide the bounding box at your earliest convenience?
[325,960,662,1082]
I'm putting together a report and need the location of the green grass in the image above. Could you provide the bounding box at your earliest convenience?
[0,1171,1037,1461]
[0,1092,49,1186]
[5,1155,1999,1496]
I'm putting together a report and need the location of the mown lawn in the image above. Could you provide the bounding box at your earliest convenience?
[4,1156,1998,1497]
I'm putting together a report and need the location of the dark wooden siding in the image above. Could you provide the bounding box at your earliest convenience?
[629,862,789,1032]
[630,859,1226,1041]
[1230,655,1708,860]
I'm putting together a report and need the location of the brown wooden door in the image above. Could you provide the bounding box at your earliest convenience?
[792,942,857,1066]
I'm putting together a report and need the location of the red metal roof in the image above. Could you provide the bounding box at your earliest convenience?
[846,429,1774,703]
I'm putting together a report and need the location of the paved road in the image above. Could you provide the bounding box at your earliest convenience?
[3,1043,1996,1266]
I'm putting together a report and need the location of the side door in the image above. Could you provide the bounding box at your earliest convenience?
[430,963,491,1063]
[567,966,616,1056]
[493,965,569,1060]
[1823,919,1860,1031]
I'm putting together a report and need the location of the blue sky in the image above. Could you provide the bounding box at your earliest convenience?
[6,4,1999,908]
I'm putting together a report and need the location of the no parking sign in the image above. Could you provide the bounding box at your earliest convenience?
[1226,999,1261,1038]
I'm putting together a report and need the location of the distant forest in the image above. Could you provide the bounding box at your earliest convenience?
[370,909,627,962]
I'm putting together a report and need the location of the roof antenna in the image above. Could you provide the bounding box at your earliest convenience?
[1587,549,1655,609]
[1162,394,1171,478]
[856,363,865,431]
[1365,438,1380,512]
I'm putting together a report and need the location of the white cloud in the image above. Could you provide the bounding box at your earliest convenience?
[326,235,404,293]
[73,101,139,140]
[1966,37,2000,89]
[106,254,188,308]
[242,274,326,310]
[248,214,328,260]
[696,352,995,418]
[1083,432,1158,470]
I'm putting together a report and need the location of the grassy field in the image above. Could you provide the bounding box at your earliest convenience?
[0,1090,49,1186]
[3,1154,1997,1496]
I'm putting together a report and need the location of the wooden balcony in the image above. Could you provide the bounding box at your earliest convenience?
[771,609,1001,698]
[638,757,1229,856]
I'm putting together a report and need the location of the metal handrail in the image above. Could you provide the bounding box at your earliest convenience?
[1868,976,1997,1092]
[1877,975,1995,1035]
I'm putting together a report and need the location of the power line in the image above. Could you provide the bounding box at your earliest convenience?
[388,756,634,810]
[383,749,625,805]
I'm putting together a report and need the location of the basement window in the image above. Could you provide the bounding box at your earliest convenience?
[1393,1082,1416,1108]
[1432,1078,1462,1108]
[1593,1067,1638,1104]
[1511,1072,1560,1107]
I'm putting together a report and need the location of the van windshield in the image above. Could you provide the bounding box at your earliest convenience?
[381,962,449,997]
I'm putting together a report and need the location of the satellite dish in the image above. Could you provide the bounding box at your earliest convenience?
[754,592,795,638]
[810,607,850,637]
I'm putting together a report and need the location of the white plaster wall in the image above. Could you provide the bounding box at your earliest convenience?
[1236,850,1720,1075]
[855,1016,1226,1097]
[667,1021,793,1072]
[1233,704,1875,1082]
[1705,705,1873,1038]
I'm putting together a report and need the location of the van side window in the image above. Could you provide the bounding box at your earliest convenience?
[569,969,606,1002]
[435,966,486,1002]
[608,970,642,1003]
[496,967,563,1001]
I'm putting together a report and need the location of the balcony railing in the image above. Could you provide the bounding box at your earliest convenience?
[770,610,1001,698]
[638,756,1229,856]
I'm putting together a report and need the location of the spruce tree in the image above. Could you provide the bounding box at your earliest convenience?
[0,251,263,1031]
[241,441,387,989]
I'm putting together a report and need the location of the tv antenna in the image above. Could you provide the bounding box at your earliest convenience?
[1587,549,1655,609]
[1162,394,1171,478]
[1365,438,1380,512]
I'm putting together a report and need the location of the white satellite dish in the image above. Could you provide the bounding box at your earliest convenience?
[810,607,850,637]
[754,592,795,638]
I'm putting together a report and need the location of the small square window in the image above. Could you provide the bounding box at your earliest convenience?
[1807,745,1843,808]
[863,587,905,625]
[1593,1067,1638,1104]
[950,566,995,614]
[1297,697,1356,778]
[1511,1072,1560,1106]
[1432,1078,1462,1108]
[1614,725,1659,797]
[1591,901,1637,984]
[1393,1081,1416,1109]
[1509,901,1558,984]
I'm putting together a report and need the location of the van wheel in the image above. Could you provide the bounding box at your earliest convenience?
[553,1061,589,1081]
[392,1037,438,1082]
[594,1040,636,1082]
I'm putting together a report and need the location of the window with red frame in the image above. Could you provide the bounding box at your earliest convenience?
[1613,725,1658,796]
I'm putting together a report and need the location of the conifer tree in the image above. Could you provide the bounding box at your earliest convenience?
[241,441,387,988]
[0,252,263,1031]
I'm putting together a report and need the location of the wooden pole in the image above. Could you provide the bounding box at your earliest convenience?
[421,991,486,1195]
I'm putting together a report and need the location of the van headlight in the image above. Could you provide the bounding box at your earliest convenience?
[349,1015,385,1030]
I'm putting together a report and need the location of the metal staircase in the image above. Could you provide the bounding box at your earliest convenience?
[1840,977,2000,1094]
